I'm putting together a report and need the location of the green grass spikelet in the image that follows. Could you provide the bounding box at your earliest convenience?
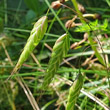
[42,33,70,89]
[11,16,48,75]
[66,73,83,110]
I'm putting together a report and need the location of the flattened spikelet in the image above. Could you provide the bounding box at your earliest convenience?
[42,33,70,89]
[66,73,83,110]
[11,16,48,76]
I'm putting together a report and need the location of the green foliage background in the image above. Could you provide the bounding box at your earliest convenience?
[0,0,110,110]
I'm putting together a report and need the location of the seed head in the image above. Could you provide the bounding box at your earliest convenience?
[51,1,61,9]
[94,14,101,20]
[59,0,65,3]
[78,3,86,13]
[65,20,75,28]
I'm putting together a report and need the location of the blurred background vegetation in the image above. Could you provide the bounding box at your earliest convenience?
[0,0,110,110]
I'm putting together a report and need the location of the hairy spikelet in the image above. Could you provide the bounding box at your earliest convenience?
[66,73,83,110]
[42,33,70,89]
[11,16,48,75]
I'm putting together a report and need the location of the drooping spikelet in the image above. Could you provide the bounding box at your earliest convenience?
[66,73,83,110]
[42,33,70,89]
[10,16,48,77]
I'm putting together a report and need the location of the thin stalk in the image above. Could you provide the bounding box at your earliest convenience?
[12,0,22,26]
[2,80,16,110]
[71,0,110,88]
[44,0,78,43]
[4,0,7,26]
[71,0,85,23]
[88,25,110,88]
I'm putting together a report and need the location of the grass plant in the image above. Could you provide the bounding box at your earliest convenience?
[0,0,110,109]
